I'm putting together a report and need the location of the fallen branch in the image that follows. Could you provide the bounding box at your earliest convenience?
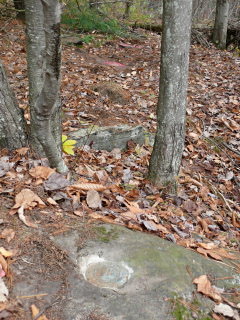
[204,136,240,171]
[208,183,240,221]
[191,28,211,47]
[221,141,240,157]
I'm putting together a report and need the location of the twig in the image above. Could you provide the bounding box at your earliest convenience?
[17,293,48,299]
[210,276,234,281]
[89,0,128,4]
[204,136,240,171]
[75,0,81,11]
[194,117,238,167]
[33,299,59,320]
[221,141,240,157]
[208,183,240,220]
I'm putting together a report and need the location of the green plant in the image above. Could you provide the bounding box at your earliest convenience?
[62,3,124,35]
[81,34,95,44]
[62,135,77,155]
[171,296,213,320]
[172,300,191,320]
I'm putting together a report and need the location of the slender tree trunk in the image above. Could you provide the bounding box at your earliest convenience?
[24,0,67,173]
[13,0,25,21]
[123,1,132,19]
[213,0,229,49]
[0,61,27,150]
[148,0,192,190]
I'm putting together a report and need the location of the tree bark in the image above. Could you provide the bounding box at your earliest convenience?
[25,0,67,173]
[148,0,192,190]
[213,0,229,49]
[123,1,132,19]
[0,61,27,150]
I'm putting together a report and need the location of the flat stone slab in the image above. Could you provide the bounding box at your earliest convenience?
[70,125,148,151]
[13,224,239,320]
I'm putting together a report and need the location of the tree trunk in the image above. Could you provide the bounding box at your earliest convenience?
[213,0,229,49]
[0,61,27,150]
[24,0,67,173]
[148,0,192,190]
[13,0,25,21]
[123,1,132,19]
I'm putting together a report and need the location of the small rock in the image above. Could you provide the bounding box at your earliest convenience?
[214,303,234,318]
[86,190,102,209]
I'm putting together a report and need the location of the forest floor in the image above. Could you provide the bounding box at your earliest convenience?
[0,19,239,319]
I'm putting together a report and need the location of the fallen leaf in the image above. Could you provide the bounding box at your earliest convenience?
[207,251,223,261]
[0,159,14,177]
[73,210,84,217]
[15,147,29,155]
[127,221,143,231]
[102,61,126,67]
[11,189,45,214]
[0,248,13,258]
[0,229,15,243]
[94,170,111,184]
[119,42,142,49]
[142,220,158,231]
[212,313,222,320]
[88,212,115,224]
[18,206,38,228]
[197,218,210,233]
[171,225,189,238]
[122,168,132,183]
[124,201,144,214]
[44,173,70,191]
[0,265,5,278]
[193,275,222,302]
[212,248,239,260]
[197,247,223,261]
[47,197,58,206]
[142,220,168,233]
[182,200,197,213]
[76,164,95,177]
[196,247,208,258]
[0,255,7,275]
[31,304,48,320]
[0,279,8,302]
[86,190,102,209]
[70,183,106,191]
[29,166,55,180]
[121,210,138,221]
[198,243,217,250]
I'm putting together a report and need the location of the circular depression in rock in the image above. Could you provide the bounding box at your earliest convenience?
[80,256,133,290]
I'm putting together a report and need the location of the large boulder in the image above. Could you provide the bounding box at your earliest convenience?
[13,224,239,320]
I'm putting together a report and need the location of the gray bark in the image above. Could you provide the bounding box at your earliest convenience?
[213,0,229,49]
[0,61,27,150]
[25,0,67,173]
[148,0,192,189]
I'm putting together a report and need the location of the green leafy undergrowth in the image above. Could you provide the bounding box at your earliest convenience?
[62,6,124,36]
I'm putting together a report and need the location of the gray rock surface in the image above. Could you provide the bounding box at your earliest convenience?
[13,224,239,320]
[70,125,148,151]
